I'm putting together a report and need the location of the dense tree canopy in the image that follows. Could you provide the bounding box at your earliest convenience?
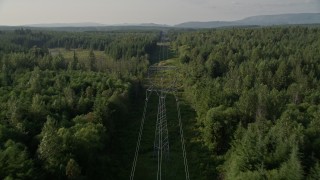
[0,29,159,179]
[1,26,320,179]
[172,26,320,179]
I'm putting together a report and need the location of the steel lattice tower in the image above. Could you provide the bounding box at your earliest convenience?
[154,92,170,180]
[130,33,190,179]
[150,66,175,180]
[130,65,190,180]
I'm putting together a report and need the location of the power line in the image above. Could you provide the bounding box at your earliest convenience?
[130,87,154,180]
[175,94,190,180]
[155,93,170,180]
[130,33,190,179]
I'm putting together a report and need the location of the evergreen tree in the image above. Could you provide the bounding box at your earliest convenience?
[0,140,35,180]
[38,116,63,174]
[66,158,81,179]
[1,63,10,86]
[87,49,96,71]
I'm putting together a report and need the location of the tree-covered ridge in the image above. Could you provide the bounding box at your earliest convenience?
[0,29,159,59]
[172,27,320,179]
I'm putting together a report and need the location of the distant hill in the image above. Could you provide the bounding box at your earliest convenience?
[175,13,320,28]
[0,25,173,32]
[174,21,238,28]
[25,22,106,27]
[24,22,169,28]
[238,13,320,25]
[3,22,170,32]
[1,13,319,30]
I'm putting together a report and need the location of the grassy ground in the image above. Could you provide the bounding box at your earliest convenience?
[111,52,213,179]
[49,48,107,59]
[49,48,126,74]
[132,93,188,180]
[149,43,177,65]
[113,90,210,180]
[49,48,113,68]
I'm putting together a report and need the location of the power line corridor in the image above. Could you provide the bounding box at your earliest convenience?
[129,65,190,180]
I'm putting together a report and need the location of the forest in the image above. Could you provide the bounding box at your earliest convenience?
[172,27,320,179]
[0,26,320,180]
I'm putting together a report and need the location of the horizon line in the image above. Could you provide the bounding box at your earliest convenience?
[0,12,319,27]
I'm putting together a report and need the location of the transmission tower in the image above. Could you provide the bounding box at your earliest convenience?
[130,64,190,180]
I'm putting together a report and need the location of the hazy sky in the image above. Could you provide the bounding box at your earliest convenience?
[0,0,319,25]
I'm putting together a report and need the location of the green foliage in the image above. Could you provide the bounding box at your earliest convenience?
[0,140,35,180]
[0,29,146,179]
[66,158,81,180]
[203,105,239,154]
[174,27,320,179]
[38,116,63,174]
[223,119,304,180]
[1,63,11,86]
[1,26,320,179]
[308,162,320,180]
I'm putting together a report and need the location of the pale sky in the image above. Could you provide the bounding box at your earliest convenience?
[0,0,319,25]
